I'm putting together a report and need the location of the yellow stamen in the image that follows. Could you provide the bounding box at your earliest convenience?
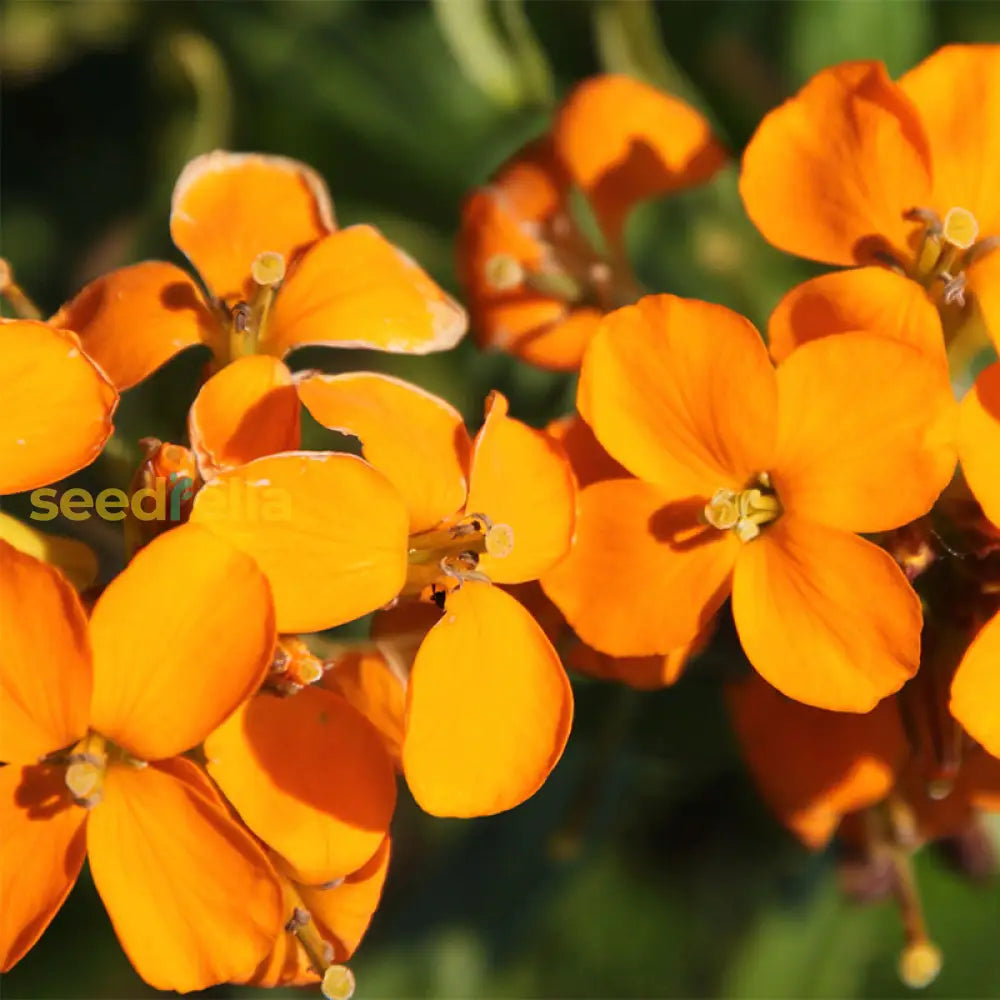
[484,254,524,291]
[899,941,943,990]
[703,481,781,542]
[228,251,286,361]
[941,207,979,251]
[322,966,356,1000]
[286,903,356,999]
[65,732,108,808]
[251,250,286,287]
[404,513,511,596]
[485,522,514,558]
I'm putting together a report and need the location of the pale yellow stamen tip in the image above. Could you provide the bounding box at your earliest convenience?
[65,760,102,804]
[704,484,781,542]
[299,658,325,686]
[942,207,978,250]
[321,964,356,1000]
[704,489,741,531]
[485,522,515,558]
[898,941,943,989]
[484,254,524,291]
[926,776,954,801]
[251,251,286,287]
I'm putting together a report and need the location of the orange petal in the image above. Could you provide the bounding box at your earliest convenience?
[189,355,300,479]
[298,372,471,533]
[772,333,957,533]
[554,74,726,242]
[545,413,629,489]
[767,267,945,366]
[87,758,283,993]
[542,479,737,656]
[740,61,932,266]
[950,610,1000,759]
[578,295,778,497]
[0,764,87,971]
[466,391,576,583]
[323,651,406,767]
[170,150,334,303]
[262,226,466,356]
[88,524,275,761]
[967,247,1000,357]
[959,362,1000,527]
[298,835,391,961]
[52,261,219,390]
[0,513,98,592]
[732,517,921,712]
[727,675,907,848]
[205,686,396,885]
[190,452,410,633]
[402,581,573,817]
[0,540,91,763]
[899,45,1000,234]
[0,319,116,494]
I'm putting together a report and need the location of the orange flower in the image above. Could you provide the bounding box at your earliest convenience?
[191,376,576,817]
[0,318,117,495]
[543,294,957,711]
[459,74,726,370]
[0,525,284,990]
[51,152,465,479]
[740,46,1000,361]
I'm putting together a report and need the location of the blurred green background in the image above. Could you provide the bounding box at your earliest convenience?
[3,1,1000,997]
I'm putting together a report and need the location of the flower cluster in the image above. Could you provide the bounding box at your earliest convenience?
[2,45,999,995]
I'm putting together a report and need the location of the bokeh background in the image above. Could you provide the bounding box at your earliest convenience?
[4,1,1000,997]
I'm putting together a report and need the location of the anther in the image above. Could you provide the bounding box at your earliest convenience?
[485,522,514,558]
[898,940,943,990]
[322,965,356,1000]
[942,207,979,251]
[65,733,109,808]
[704,481,781,542]
[251,251,286,287]
[484,254,525,291]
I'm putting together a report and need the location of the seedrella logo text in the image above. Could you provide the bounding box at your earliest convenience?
[29,474,292,523]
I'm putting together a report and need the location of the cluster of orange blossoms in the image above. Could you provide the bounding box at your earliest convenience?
[2,43,999,995]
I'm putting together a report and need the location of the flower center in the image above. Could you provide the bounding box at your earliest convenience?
[907,206,999,308]
[703,474,781,542]
[227,250,287,361]
[483,199,638,314]
[404,512,514,602]
[63,731,147,808]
